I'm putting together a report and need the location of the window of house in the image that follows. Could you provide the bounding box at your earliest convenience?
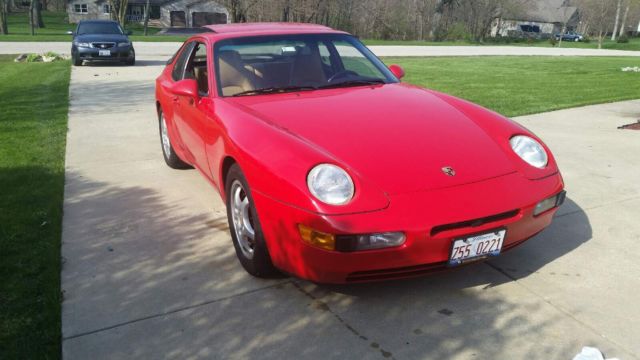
[150,6,161,20]
[103,4,111,14]
[74,4,88,13]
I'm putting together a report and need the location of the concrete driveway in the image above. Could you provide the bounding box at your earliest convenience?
[61,57,640,359]
[2,41,640,57]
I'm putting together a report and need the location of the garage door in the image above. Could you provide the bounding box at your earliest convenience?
[192,12,227,27]
[170,11,186,27]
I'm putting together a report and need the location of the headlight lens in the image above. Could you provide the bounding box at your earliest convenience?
[307,164,354,205]
[75,42,90,48]
[117,42,131,47]
[510,135,548,168]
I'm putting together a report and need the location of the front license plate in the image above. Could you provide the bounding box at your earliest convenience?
[98,50,111,56]
[448,229,506,266]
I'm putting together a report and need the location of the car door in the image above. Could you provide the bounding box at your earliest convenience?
[175,41,213,174]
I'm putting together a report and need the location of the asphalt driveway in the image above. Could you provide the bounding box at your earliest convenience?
[61,57,640,359]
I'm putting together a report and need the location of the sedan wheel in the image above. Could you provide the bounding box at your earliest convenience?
[230,180,256,259]
[225,164,279,277]
[158,110,190,169]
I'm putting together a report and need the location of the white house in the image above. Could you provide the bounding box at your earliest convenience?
[491,0,579,38]
[67,0,229,28]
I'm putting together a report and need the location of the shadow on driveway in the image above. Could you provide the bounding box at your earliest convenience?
[61,167,593,359]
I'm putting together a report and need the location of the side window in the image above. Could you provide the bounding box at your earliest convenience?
[183,42,209,96]
[333,40,381,78]
[171,42,196,81]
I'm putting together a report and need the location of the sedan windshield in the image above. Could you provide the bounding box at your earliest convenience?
[214,34,398,97]
[77,22,123,35]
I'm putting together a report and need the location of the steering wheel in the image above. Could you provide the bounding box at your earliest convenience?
[327,70,359,83]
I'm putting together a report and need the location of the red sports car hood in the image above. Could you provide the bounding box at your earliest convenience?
[227,83,516,195]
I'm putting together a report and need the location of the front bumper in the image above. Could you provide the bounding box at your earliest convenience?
[74,46,134,61]
[252,171,564,284]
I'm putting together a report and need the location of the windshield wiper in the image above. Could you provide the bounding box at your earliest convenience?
[318,79,385,89]
[232,85,317,97]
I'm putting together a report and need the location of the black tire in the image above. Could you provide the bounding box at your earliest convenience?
[126,50,135,66]
[73,53,82,66]
[158,109,191,169]
[225,164,280,278]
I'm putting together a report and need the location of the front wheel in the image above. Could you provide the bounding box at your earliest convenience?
[72,53,82,66]
[126,49,135,66]
[225,164,279,278]
[158,110,190,169]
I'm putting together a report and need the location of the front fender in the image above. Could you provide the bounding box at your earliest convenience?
[213,99,389,215]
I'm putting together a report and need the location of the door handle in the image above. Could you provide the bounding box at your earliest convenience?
[172,96,179,102]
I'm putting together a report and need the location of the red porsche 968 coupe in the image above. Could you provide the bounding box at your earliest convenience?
[155,23,565,283]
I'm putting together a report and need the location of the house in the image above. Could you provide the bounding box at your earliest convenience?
[67,0,229,28]
[491,0,579,38]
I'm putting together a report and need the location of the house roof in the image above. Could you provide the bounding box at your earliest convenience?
[506,0,577,24]
[203,22,333,34]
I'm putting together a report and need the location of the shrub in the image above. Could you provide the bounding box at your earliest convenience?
[446,22,471,41]
[582,37,591,43]
[548,37,557,47]
[26,53,42,62]
[617,35,629,43]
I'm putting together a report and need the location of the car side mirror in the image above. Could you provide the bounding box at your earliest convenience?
[171,79,199,100]
[388,64,405,80]
[126,30,133,35]
[66,30,74,35]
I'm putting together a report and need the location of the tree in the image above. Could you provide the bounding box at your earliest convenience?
[109,0,129,26]
[576,0,617,49]
[611,0,622,40]
[143,0,150,36]
[618,0,630,37]
[0,0,8,35]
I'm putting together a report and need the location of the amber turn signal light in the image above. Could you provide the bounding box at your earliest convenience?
[298,224,336,251]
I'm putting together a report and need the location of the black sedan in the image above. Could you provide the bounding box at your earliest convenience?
[69,20,135,66]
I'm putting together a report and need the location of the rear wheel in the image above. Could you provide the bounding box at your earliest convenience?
[158,110,190,169]
[225,164,279,278]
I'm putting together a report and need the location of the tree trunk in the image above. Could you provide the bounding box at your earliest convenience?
[29,0,35,35]
[143,0,149,36]
[598,30,603,49]
[611,0,622,41]
[0,0,7,34]
[34,0,44,28]
[618,4,629,38]
[558,23,566,47]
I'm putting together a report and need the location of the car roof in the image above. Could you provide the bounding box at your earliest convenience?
[198,22,346,40]
[78,20,119,24]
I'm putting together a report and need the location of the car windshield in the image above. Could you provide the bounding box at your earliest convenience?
[214,34,397,97]
[77,22,123,35]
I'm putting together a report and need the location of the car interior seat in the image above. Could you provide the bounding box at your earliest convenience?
[218,50,258,96]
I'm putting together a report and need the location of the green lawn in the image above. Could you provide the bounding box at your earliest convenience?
[384,56,640,117]
[365,38,640,51]
[0,55,70,359]
[0,11,188,42]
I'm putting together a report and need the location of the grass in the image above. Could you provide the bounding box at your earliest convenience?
[0,11,188,42]
[0,54,70,359]
[364,38,640,51]
[383,56,640,117]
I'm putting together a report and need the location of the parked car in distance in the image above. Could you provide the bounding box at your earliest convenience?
[155,23,565,283]
[69,20,135,66]
[555,31,584,42]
